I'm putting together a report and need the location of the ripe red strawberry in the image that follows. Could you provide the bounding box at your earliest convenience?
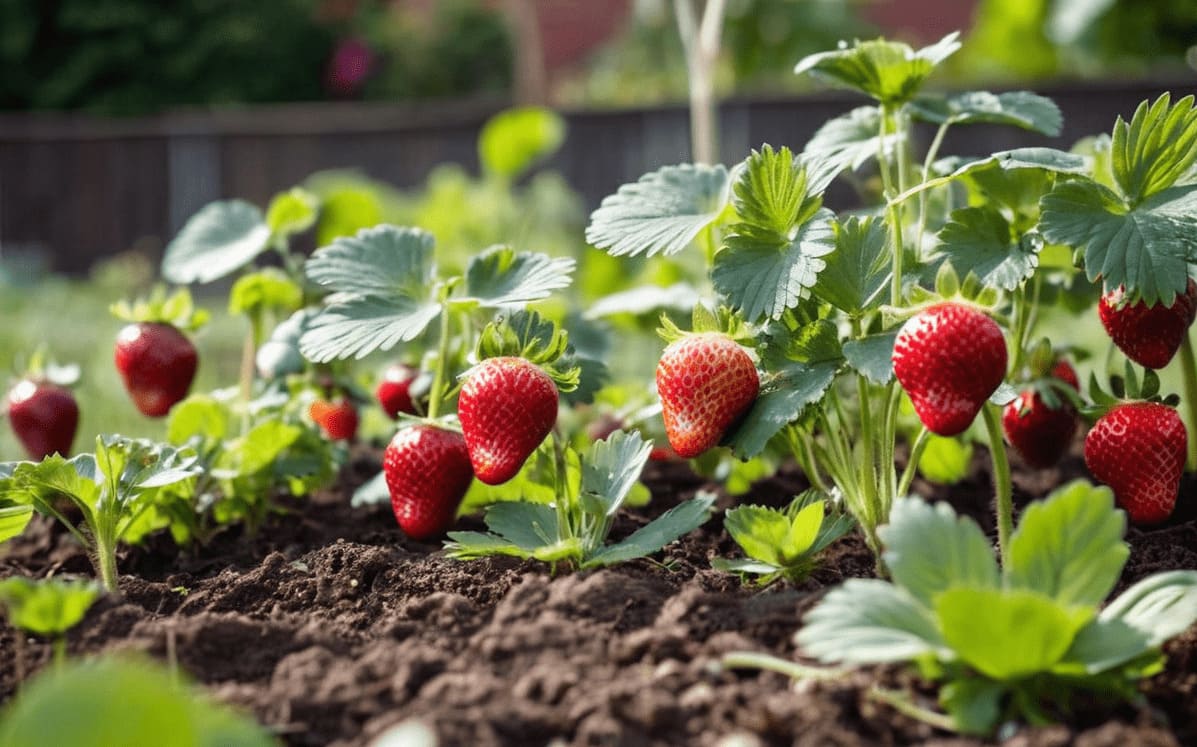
[309,398,359,441]
[1084,402,1186,524]
[892,303,1007,437]
[458,357,558,485]
[656,332,759,458]
[384,424,474,539]
[1098,279,1197,369]
[376,364,419,419]
[1002,361,1079,469]
[114,322,198,417]
[6,380,79,460]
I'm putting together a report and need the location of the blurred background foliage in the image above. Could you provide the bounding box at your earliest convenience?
[1,0,1194,115]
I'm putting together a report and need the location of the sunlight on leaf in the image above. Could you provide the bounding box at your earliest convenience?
[162,200,271,285]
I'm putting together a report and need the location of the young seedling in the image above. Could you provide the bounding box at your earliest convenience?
[445,430,713,571]
[5,350,80,461]
[111,288,206,418]
[0,435,200,591]
[711,490,854,586]
[735,480,1197,736]
[0,577,102,667]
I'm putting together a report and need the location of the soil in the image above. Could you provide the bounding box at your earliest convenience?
[2,445,1196,747]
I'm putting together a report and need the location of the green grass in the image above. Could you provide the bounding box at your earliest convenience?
[0,277,246,461]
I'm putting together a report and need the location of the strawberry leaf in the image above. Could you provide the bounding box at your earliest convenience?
[793,32,961,105]
[300,226,441,361]
[842,331,897,385]
[935,207,1042,291]
[796,578,945,663]
[584,283,698,319]
[228,269,304,318]
[1100,570,1197,647]
[462,245,575,308]
[579,430,653,518]
[726,359,840,459]
[0,577,102,637]
[804,105,899,174]
[162,200,272,284]
[910,91,1062,136]
[813,215,891,315]
[1039,180,1197,305]
[1111,94,1197,205]
[265,188,319,239]
[582,491,714,568]
[479,106,565,181]
[0,503,32,544]
[585,164,731,258]
[732,145,824,235]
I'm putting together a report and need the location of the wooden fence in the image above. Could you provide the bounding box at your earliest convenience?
[0,79,1190,273]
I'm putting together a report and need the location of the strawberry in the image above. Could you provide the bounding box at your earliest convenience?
[1002,361,1079,469]
[1098,279,1197,370]
[6,380,79,460]
[1084,402,1186,524]
[892,302,1007,437]
[376,364,419,419]
[309,398,359,441]
[384,424,474,539]
[656,332,759,458]
[114,322,198,417]
[458,357,558,485]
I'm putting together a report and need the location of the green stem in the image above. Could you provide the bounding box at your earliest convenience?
[52,636,67,669]
[1179,332,1197,472]
[94,533,120,592]
[426,305,454,421]
[897,426,931,497]
[982,403,1014,567]
[869,686,957,732]
[550,431,573,545]
[914,122,950,263]
[721,651,846,681]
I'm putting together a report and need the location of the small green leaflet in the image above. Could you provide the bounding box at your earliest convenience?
[934,207,1042,291]
[793,32,961,105]
[731,144,823,235]
[727,359,840,459]
[228,268,304,318]
[479,106,566,180]
[842,332,896,385]
[0,503,33,544]
[1040,181,1197,305]
[266,187,319,238]
[813,215,891,315]
[585,163,730,258]
[162,200,272,284]
[579,430,653,518]
[1110,94,1197,205]
[582,492,714,568]
[0,577,102,636]
[911,91,1062,136]
[804,106,899,173]
[1100,570,1197,647]
[462,245,575,307]
[796,579,944,664]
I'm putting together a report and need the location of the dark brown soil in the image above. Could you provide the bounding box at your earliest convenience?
[1,447,1196,747]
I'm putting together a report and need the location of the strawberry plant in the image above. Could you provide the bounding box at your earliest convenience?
[445,429,713,570]
[711,489,853,586]
[0,436,200,591]
[5,351,80,461]
[783,481,1197,736]
[0,576,101,667]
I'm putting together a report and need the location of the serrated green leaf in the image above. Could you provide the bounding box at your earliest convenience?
[97,435,201,492]
[1111,94,1197,204]
[936,588,1090,680]
[476,310,569,365]
[443,531,529,560]
[714,208,836,321]
[1100,570,1197,647]
[301,297,442,362]
[1006,480,1128,608]
[582,492,713,568]
[1040,180,1197,305]
[911,91,1062,136]
[879,498,999,607]
[727,360,839,459]
[787,320,843,363]
[483,501,559,551]
[585,164,730,258]
[804,106,898,173]
[935,207,1041,291]
[463,246,575,307]
[580,431,653,518]
[964,166,1057,224]
[813,216,891,314]
[724,505,792,566]
[917,435,973,485]
[797,579,944,663]
[266,187,319,237]
[842,332,897,384]
[305,225,435,299]
[942,148,1089,186]
[733,145,821,235]
[162,200,272,284]
[479,106,566,180]
[228,268,303,318]
[166,396,231,445]
[0,577,101,637]
[793,32,961,105]
[10,454,101,520]
[584,283,698,319]
[559,353,608,406]
[0,503,33,543]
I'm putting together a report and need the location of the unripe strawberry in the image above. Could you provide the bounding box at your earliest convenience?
[656,333,759,458]
[892,303,1007,437]
[309,398,359,441]
[384,425,473,539]
[114,322,198,417]
[458,357,558,485]
[1098,280,1197,370]
[7,380,79,460]
[1084,402,1186,525]
[1002,361,1079,469]
[376,364,419,419]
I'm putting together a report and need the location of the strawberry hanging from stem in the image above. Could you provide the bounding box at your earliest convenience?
[111,288,207,418]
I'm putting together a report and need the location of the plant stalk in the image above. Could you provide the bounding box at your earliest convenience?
[674,0,727,165]
[1179,331,1197,471]
[721,651,845,681]
[869,686,957,732]
[897,426,931,497]
[426,306,454,421]
[94,534,120,592]
[52,636,67,669]
[982,403,1014,567]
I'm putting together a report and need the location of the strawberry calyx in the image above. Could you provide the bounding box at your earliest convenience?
[10,346,81,391]
[1082,362,1179,421]
[657,303,754,347]
[111,286,209,333]
[474,310,580,393]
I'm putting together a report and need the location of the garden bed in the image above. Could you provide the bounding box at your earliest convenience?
[2,447,1195,747]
